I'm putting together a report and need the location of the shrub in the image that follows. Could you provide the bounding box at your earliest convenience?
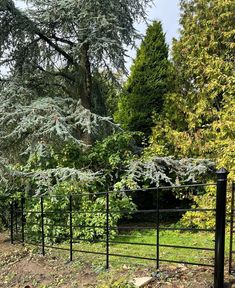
[24,181,136,243]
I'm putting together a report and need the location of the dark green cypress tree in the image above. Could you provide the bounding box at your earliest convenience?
[115,20,172,135]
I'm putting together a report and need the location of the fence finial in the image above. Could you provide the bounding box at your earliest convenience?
[216,167,229,176]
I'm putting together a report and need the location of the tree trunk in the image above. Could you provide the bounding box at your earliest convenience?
[79,43,93,145]
[79,43,92,110]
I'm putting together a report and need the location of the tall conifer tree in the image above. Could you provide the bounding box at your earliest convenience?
[115,21,172,135]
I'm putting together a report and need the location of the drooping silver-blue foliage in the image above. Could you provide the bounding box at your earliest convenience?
[0,77,119,193]
[1,0,152,74]
[118,157,215,189]
[0,79,118,156]
[0,0,153,193]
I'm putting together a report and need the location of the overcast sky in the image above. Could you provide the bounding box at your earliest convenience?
[127,0,180,69]
[14,0,181,71]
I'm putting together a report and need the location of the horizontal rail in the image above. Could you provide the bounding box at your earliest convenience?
[74,238,214,251]
[159,243,214,251]
[73,248,106,256]
[44,245,71,251]
[24,240,42,246]
[27,222,69,228]
[108,252,156,261]
[160,258,214,268]
[23,208,216,215]
[159,208,215,213]
[160,227,215,232]
[73,238,156,247]
[1,182,217,200]
[116,234,144,238]
[110,240,155,247]
[112,226,215,232]
[24,222,216,233]
[25,210,70,215]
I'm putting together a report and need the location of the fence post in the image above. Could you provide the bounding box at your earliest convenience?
[214,167,228,288]
[106,191,109,270]
[69,195,73,261]
[229,181,235,274]
[21,197,25,245]
[15,200,18,236]
[156,188,160,269]
[10,201,14,244]
[41,196,45,256]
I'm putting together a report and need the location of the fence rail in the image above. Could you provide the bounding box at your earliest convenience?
[0,168,229,288]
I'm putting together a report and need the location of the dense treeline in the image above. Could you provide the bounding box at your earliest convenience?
[0,0,234,235]
[116,0,235,180]
[114,0,235,229]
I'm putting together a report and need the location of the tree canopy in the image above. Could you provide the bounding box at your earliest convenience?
[0,0,221,236]
[0,0,154,191]
[147,0,235,178]
[1,0,153,113]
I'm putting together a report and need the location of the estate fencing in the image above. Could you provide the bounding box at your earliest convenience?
[0,168,232,288]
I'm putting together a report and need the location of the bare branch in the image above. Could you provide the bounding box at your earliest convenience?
[51,34,75,47]
[36,64,75,82]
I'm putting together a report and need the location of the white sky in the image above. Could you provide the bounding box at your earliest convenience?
[127,0,180,69]
[13,0,181,71]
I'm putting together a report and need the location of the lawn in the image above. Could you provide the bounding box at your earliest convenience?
[2,230,233,287]
[29,228,231,270]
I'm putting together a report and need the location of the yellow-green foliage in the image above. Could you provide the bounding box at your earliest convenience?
[147,0,235,177]
[146,0,235,228]
[213,97,235,179]
[181,184,233,230]
[181,186,216,229]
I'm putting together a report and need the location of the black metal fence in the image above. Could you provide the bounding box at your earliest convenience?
[0,168,229,288]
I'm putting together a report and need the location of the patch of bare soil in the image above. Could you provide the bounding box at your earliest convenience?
[147,266,213,288]
[0,233,97,288]
[0,233,233,287]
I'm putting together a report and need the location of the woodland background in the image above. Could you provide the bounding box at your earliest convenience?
[0,0,234,235]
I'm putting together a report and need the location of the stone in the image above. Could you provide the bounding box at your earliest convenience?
[131,277,155,287]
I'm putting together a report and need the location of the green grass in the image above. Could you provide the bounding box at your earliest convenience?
[34,229,231,269]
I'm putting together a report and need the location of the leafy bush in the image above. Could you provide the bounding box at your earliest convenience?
[181,184,232,229]
[24,181,136,243]
[180,186,216,229]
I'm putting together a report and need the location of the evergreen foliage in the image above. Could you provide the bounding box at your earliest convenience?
[0,0,153,191]
[146,0,235,228]
[0,0,222,238]
[115,21,172,135]
[147,0,235,177]
[115,157,215,191]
